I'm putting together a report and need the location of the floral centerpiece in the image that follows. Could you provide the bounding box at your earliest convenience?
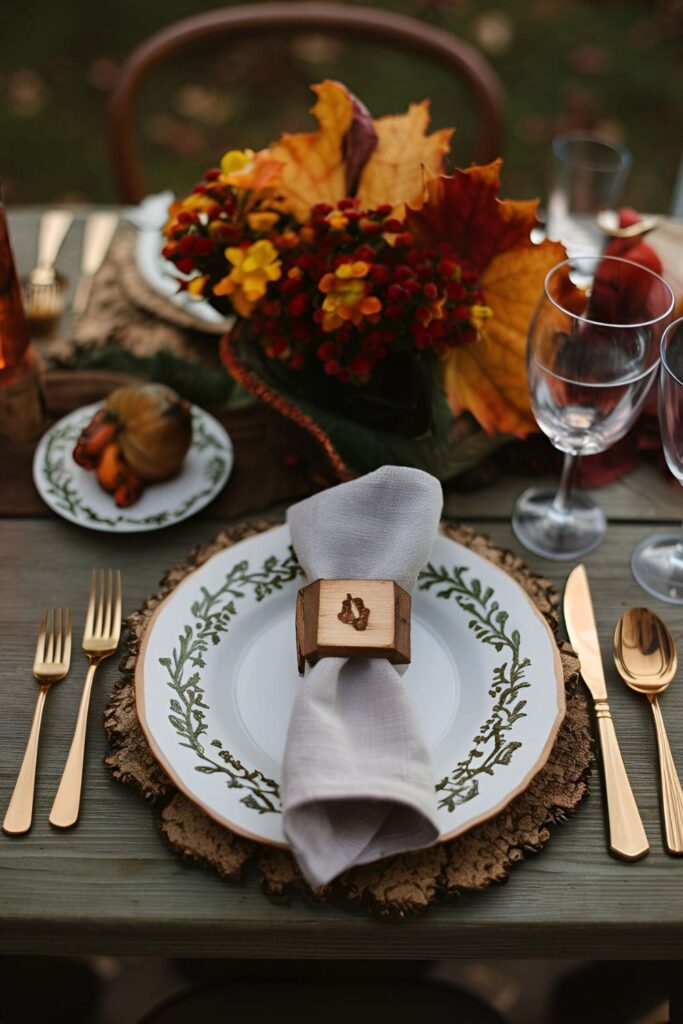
[162,80,567,480]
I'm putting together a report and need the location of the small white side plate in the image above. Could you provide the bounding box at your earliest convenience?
[33,402,233,533]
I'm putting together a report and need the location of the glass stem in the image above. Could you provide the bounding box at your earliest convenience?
[551,452,579,517]
[674,520,683,564]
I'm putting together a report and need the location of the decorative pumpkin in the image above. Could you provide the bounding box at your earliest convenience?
[73,383,192,507]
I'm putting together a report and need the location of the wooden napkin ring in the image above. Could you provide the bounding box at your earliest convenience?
[296,578,411,674]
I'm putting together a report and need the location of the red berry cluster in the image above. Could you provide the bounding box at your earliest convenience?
[249,200,486,383]
[161,164,488,385]
[161,169,260,275]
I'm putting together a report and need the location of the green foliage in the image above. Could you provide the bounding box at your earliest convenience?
[159,548,304,814]
[229,334,507,480]
[73,347,235,407]
[419,562,531,810]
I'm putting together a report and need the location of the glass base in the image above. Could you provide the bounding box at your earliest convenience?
[512,487,607,561]
[631,533,683,605]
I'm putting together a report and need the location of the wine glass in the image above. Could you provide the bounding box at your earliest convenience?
[512,255,675,560]
[631,317,683,603]
[546,132,632,258]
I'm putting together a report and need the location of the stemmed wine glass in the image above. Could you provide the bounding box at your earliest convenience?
[631,317,683,603]
[512,255,674,560]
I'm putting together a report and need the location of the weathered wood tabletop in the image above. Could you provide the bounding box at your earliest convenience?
[1,209,682,958]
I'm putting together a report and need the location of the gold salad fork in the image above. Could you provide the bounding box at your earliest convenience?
[50,570,122,828]
[3,609,72,835]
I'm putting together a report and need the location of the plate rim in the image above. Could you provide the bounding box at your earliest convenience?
[134,210,232,333]
[32,401,234,533]
[135,523,566,849]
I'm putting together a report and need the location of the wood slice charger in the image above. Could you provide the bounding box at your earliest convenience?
[104,520,593,917]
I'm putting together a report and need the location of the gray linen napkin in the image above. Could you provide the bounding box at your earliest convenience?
[282,465,443,887]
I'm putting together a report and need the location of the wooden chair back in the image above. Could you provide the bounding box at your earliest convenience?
[109,1,504,203]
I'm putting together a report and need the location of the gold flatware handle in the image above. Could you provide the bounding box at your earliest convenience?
[49,662,97,828]
[37,210,73,270]
[3,686,49,835]
[595,701,649,861]
[650,696,683,856]
[72,212,118,315]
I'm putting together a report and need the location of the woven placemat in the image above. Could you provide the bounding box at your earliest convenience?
[104,519,593,917]
[49,228,226,371]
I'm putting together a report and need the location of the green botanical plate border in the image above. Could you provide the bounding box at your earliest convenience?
[33,402,233,531]
[136,526,565,847]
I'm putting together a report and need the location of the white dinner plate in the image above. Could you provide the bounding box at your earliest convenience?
[129,191,233,333]
[33,402,233,533]
[136,524,565,846]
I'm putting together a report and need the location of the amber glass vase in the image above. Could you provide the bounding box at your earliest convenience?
[0,195,31,388]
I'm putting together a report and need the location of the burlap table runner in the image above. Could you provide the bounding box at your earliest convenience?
[0,225,342,519]
[51,228,227,369]
[104,519,593,917]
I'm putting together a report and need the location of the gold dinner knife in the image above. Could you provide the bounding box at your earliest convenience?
[564,564,649,861]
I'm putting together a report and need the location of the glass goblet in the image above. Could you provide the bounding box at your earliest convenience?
[631,317,683,603]
[512,255,675,560]
[546,132,632,258]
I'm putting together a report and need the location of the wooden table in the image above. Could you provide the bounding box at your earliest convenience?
[1,209,682,959]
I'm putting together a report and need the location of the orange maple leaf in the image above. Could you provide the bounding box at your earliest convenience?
[270,81,354,221]
[444,241,568,436]
[270,80,452,220]
[407,162,571,436]
[356,102,452,212]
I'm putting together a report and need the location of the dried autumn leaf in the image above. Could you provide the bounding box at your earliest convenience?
[356,102,452,212]
[270,80,355,221]
[406,160,539,269]
[444,240,568,436]
[270,81,452,220]
[407,161,573,436]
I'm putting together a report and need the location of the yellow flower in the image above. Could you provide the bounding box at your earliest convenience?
[469,303,493,331]
[213,240,282,315]
[247,211,280,232]
[334,261,370,280]
[186,274,209,298]
[220,149,253,175]
[218,148,283,195]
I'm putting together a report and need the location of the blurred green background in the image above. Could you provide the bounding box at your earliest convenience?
[2,0,681,210]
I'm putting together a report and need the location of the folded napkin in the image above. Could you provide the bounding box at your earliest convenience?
[282,465,443,887]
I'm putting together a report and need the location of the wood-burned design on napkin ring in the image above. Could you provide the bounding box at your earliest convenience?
[296,579,410,674]
[338,593,370,631]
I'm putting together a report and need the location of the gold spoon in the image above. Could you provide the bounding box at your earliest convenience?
[614,607,683,856]
[596,210,662,239]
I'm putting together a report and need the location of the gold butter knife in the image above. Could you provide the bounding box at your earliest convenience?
[564,564,649,861]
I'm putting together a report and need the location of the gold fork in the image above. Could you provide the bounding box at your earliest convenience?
[3,609,72,835]
[49,570,122,828]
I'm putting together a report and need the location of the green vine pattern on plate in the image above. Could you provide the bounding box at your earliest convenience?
[418,563,531,811]
[159,549,304,814]
[41,411,229,527]
[158,548,531,820]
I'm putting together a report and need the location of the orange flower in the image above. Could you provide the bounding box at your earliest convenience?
[319,261,381,331]
[218,148,283,194]
[247,211,280,232]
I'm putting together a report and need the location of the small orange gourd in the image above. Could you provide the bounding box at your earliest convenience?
[73,383,192,507]
[104,384,192,481]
